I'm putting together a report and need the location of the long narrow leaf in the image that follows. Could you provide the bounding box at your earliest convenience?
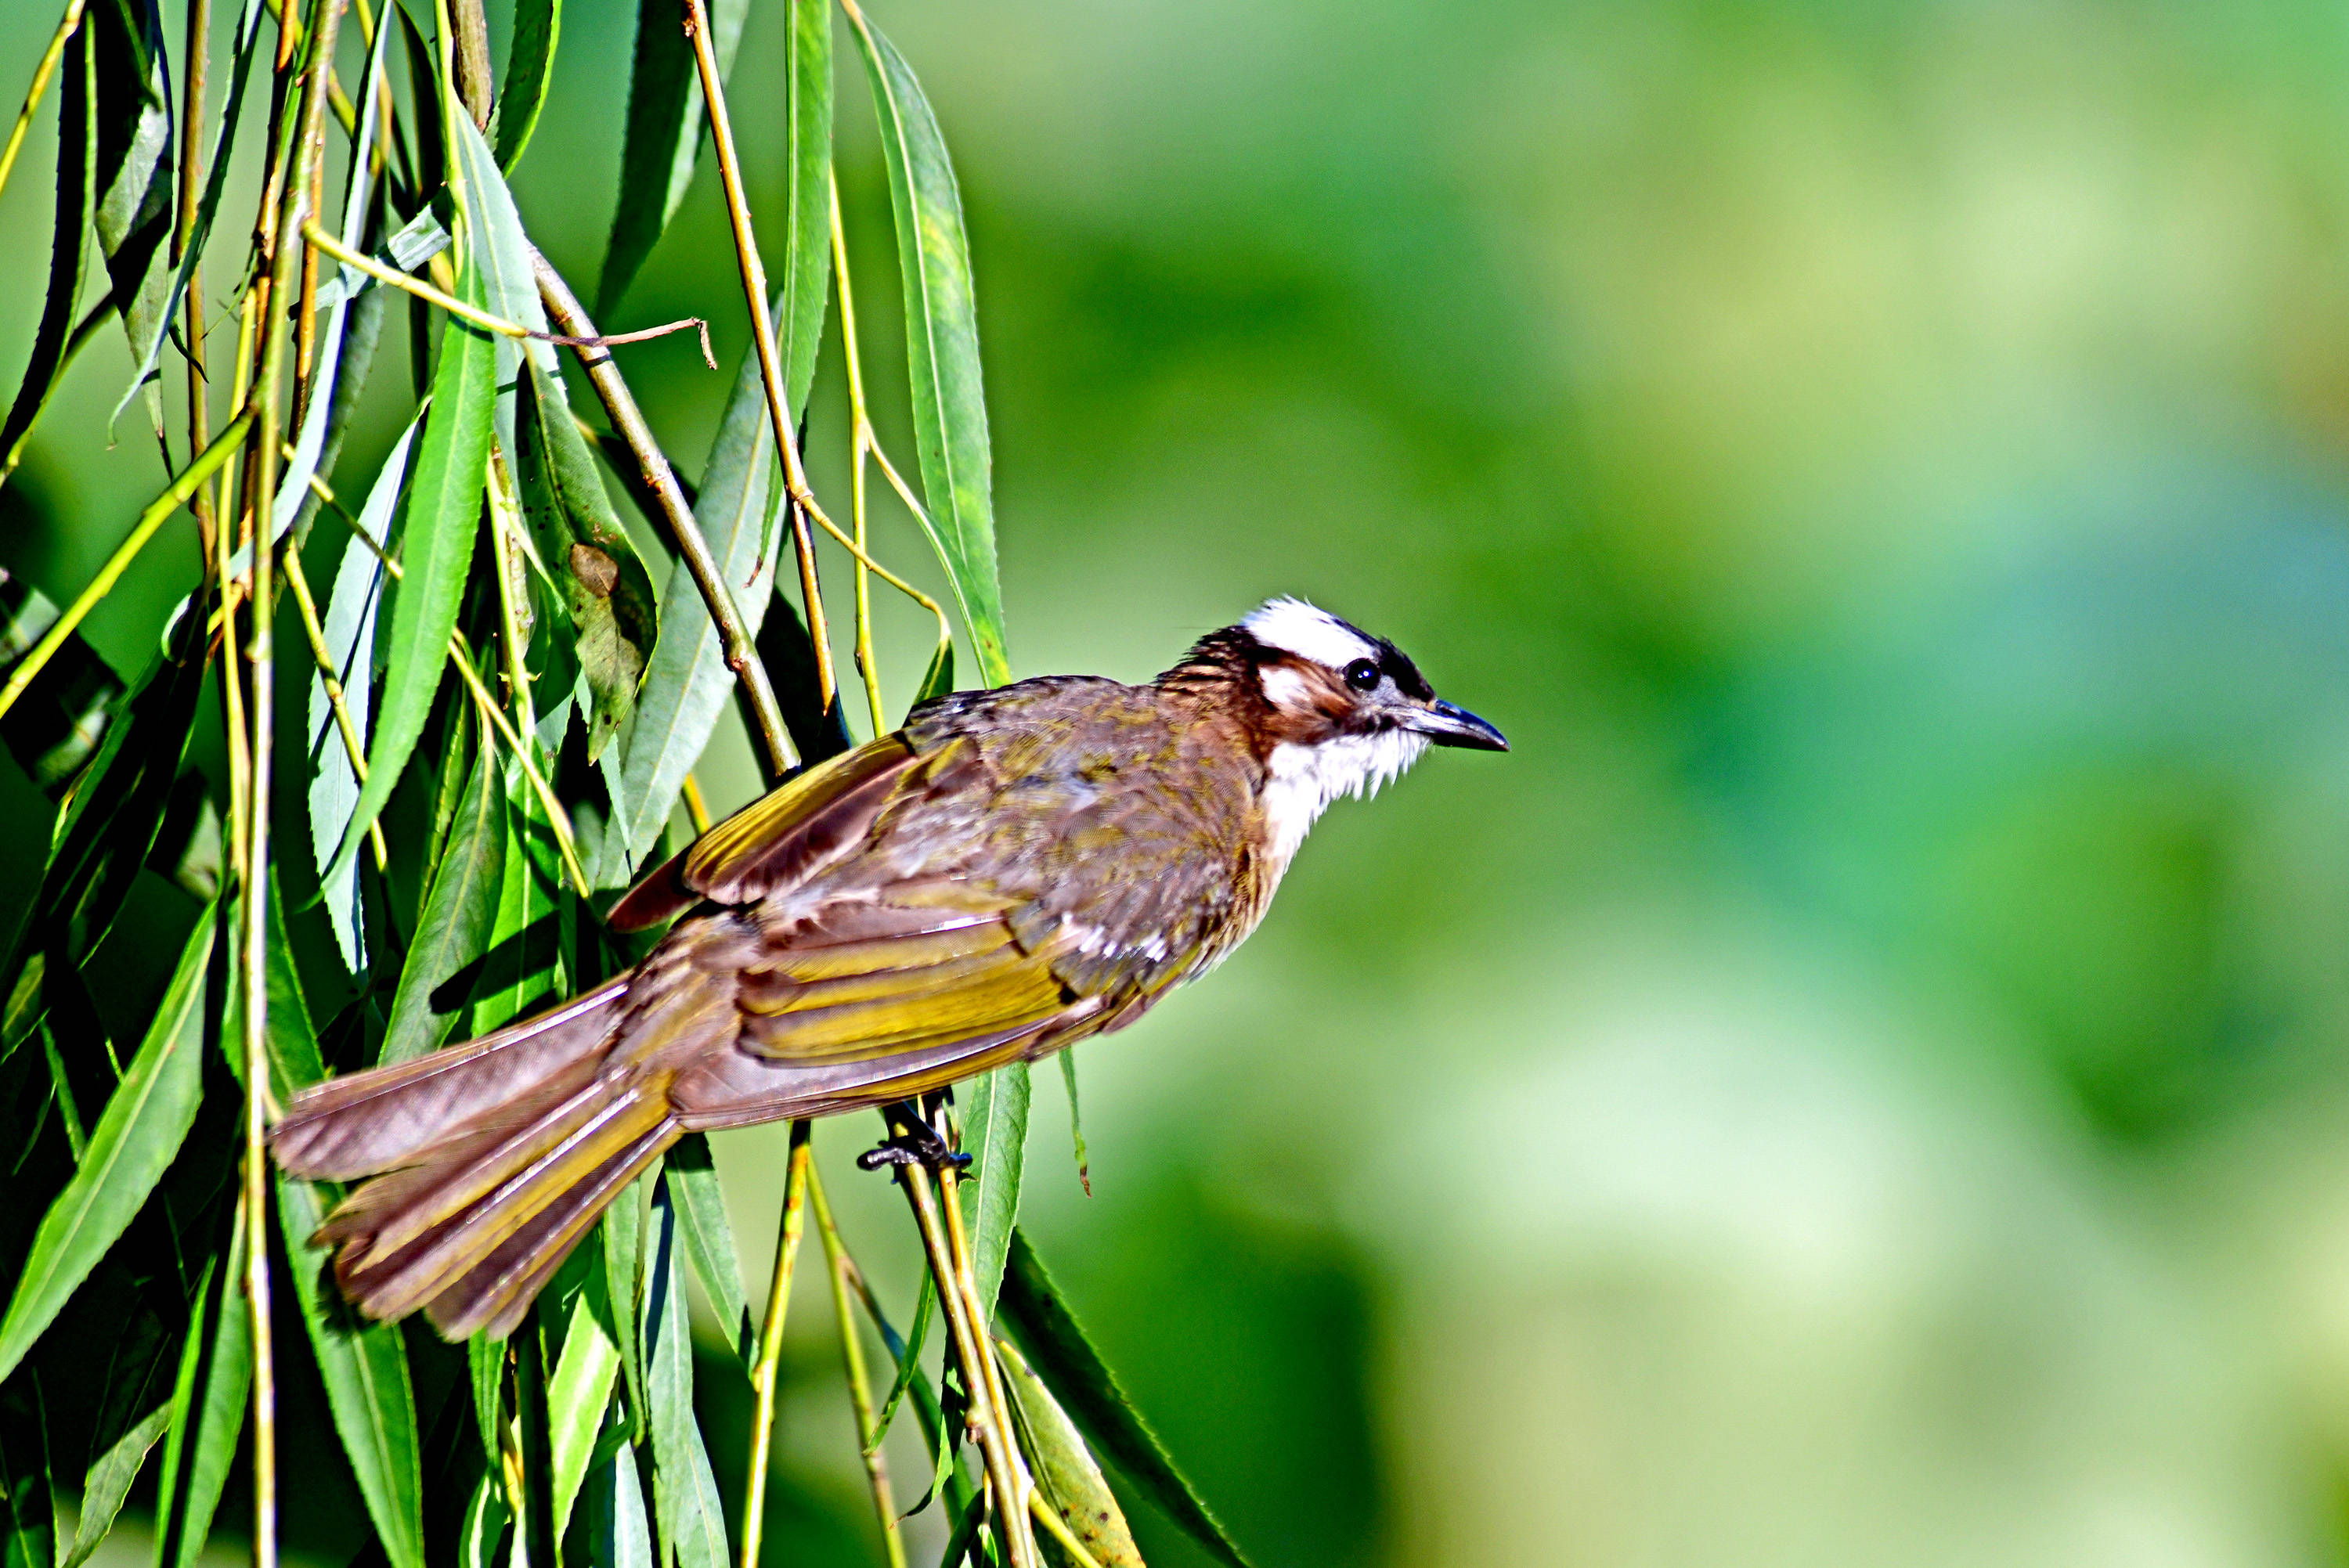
[0,903,212,1386]
[89,0,173,441]
[999,1230,1250,1568]
[545,1234,622,1540]
[1,16,96,486]
[589,319,785,883]
[114,0,264,427]
[516,360,658,761]
[272,7,396,539]
[778,0,833,412]
[494,0,560,169]
[467,756,565,1036]
[961,1061,1029,1323]
[644,1171,730,1568]
[598,0,749,313]
[843,6,1011,685]
[324,299,495,885]
[279,1173,426,1568]
[381,746,506,1064]
[308,413,418,975]
[997,1337,1141,1568]
[583,1443,654,1568]
[59,1400,170,1568]
[662,1133,752,1364]
[0,564,121,798]
[603,1174,646,1441]
[149,1227,250,1568]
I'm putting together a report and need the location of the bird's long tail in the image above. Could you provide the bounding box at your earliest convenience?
[269,978,681,1339]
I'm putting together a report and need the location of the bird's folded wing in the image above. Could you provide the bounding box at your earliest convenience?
[731,891,1074,1065]
[606,735,918,930]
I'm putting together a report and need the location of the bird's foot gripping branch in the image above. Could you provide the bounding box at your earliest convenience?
[0,0,1503,1564]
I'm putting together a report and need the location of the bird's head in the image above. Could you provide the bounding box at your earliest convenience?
[1166,597,1506,861]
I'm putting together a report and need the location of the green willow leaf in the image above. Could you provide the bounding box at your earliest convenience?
[323,284,496,889]
[1059,1047,1090,1196]
[913,633,956,709]
[381,747,507,1065]
[114,0,264,430]
[59,1400,170,1568]
[603,1174,647,1441]
[583,1442,654,1568]
[467,1334,503,1471]
[644,1171,730,1568]
[516,360,659,762]
[0,903,212,1387]
[494,0,561,170]
[998,1337,1142,1568]
[961,1060,1030,1324]
[1,14,94,492]
[468,757,565,1037]
[456,1471,511,1568]
[869,1271,933,1451]
[778,0,834,410]
[662,1133,752,1363]
[150,1230,251,1568]
[0,564,120,798]
[589,319,785,885]
[545,1231,622,1540]
[273,7,397,541]
[843,5,1011,686]
[999,1230,1250,1568]
[598,0,749,314]
[309,411,420,975]
[89,0,173,441]
[279,1173,426,1568]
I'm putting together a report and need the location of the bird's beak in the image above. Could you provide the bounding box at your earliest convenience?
[1410,700,1509,751]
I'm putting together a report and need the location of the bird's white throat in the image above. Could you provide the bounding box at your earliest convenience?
[1259,729,1430,864]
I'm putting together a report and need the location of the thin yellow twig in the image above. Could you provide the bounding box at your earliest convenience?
[807,1162,909,1568]
[679,0,835,708]
[742,1123,814,1568]
[1030,1487,1106,1568]
[301,222,717,366]
[830,178,885,737]
[680,773,713,835]
[278,546,388,871]
[447,639,593,899]
[0,410,254,725]
[0,0,85,209]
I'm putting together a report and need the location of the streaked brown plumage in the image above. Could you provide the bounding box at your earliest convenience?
[270,600,1504,1338]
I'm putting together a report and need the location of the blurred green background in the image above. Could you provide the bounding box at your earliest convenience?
[20,0,2349,1563]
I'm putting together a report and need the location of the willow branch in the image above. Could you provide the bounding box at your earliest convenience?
[278,545,388,871]
[304,224,716,364]
[742,1123,814,1568]
[529,247,800,781]
[808,1162,909,1568]
[882,1123,1040,1568]
[0,0,85,207]
[448,639,594,899]
[0,409,254,724]
[679,0,836,711]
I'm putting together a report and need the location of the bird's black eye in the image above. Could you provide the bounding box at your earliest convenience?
[1343,658,1381,693]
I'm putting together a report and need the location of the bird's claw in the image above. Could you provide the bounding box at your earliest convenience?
[857,1125,972,1174]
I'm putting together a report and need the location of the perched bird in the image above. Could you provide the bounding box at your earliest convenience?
[272,599,1505,1337]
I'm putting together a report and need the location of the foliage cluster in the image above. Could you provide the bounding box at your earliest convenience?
[0,1,1249,1564]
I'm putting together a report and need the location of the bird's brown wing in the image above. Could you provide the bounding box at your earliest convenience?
[604,735,920,931]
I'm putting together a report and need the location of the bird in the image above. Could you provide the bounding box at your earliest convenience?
[270,598,1506,1339]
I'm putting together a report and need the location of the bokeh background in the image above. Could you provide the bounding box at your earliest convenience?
[16,0,2349,1563]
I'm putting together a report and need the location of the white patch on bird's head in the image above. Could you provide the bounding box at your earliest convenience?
[1243,597,1380,674]
[1258,728,1430,864]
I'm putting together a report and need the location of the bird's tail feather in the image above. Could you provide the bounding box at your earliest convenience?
[319,1068,680,1339]
[270,978,632,1180]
